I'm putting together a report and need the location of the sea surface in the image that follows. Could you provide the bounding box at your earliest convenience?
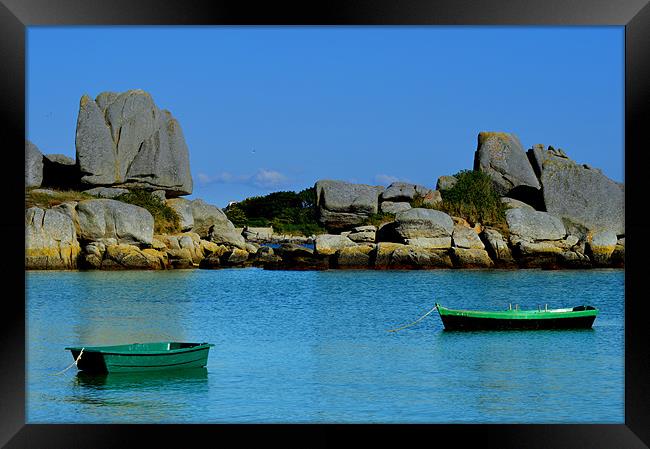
[26,268,624,423]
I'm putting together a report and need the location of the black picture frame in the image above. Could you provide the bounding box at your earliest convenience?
[2,1,649,447]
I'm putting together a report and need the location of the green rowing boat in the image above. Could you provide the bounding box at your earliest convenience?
[435,303,598,330]
[64,342,215,374]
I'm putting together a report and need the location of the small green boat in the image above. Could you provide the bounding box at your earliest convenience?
[435,303,598,330]
[64,342,215,374]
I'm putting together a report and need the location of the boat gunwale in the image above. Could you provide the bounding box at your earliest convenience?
[64,342,215,356]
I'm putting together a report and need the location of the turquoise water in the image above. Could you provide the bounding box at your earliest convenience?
[26,268,624,423]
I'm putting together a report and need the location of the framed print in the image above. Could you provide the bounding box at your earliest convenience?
[2,0,649,447]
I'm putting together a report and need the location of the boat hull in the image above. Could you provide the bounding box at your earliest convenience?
[439,314,597,331]
[67,342,213,374]
[435,304,598,331]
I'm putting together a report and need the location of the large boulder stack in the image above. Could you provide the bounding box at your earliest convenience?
[315,180,383,231]
[75,90,193,196]
[527,144,624,236]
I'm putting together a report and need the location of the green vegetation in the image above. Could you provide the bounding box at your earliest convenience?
[224,205,247,227]
[433,170,507,231]
[115,189,181,234]
[26,188,95,209]
[224,187,326,236]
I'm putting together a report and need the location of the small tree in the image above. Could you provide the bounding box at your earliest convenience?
[225,205,248,227]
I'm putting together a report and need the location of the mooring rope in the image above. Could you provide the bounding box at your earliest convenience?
[52,348,84,376]
[387,305,438,332]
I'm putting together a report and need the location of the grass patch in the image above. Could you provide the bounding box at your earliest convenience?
[435,170,507,231]
[25,188,95,209]
[115,189,181,234]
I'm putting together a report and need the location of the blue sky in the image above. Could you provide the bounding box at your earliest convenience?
[27,26,624,208]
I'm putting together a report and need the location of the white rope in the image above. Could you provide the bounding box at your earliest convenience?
[53,348,84,375]
[387,305,438,332]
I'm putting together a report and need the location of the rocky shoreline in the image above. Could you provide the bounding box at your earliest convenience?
[25,89,624,271]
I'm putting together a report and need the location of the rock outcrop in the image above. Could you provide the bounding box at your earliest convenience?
[189,199,246,249]
[26,116,625,272]
[450,248,494,268]
[347,225,376,243]
[371,242,453,269]
[380,201,411,215]
[75,90,193,196]
[505,207,592,268]
[334,244,375,268]
[76,199,154,246]
[474,132,542,203]
[315,234,357,256]
[501,197,535,211]
[505,208,566,242]
[26,206,81,269]
[82,187,130,199]
[452,224,485,250]
[381,182,432,202]
[528,145,624,236]
[166,198,194,232]
[26,140,43,188]
[480,228,516,267]
[394,208,454,249]
[586,230,618,266]
[98,244,166,270]
[315,180,383,231]
[436,175,457,191]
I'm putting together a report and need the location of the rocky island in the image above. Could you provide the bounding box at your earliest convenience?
[26,90,624,271]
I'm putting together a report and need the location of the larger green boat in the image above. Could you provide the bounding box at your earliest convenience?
[435,303,598,330]
[64,342,215,374]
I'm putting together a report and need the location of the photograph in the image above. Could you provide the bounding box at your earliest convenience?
[25,25,625,423]
[3,0,650,447]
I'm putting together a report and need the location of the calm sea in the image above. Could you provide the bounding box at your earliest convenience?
[26,268,624,423]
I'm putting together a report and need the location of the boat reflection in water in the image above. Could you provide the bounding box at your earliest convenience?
[74,367,208,391]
